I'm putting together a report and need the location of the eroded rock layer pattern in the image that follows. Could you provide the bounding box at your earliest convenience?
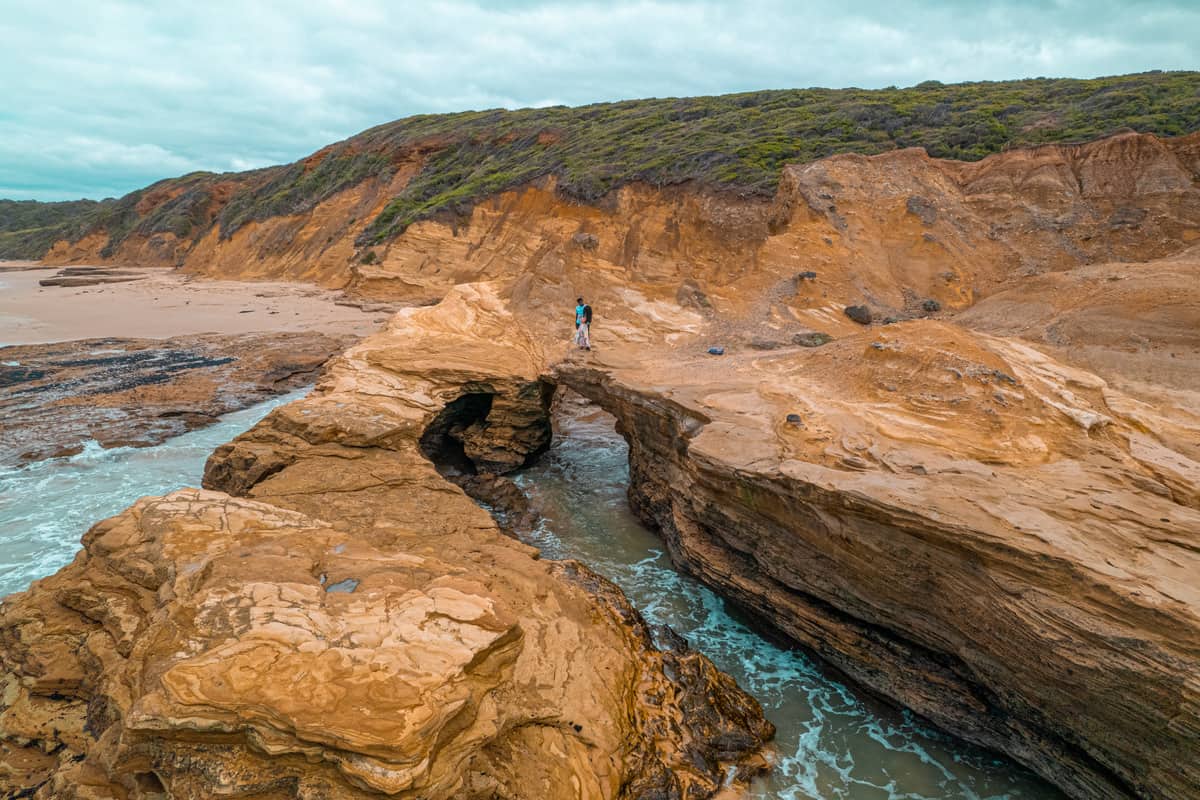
[213,133,1197,799]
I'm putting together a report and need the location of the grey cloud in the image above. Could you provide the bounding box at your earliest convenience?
[1,0,1196,200]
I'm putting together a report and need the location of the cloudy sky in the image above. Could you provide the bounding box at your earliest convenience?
[2,0,1196,201]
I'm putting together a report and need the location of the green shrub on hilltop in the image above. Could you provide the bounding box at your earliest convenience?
[0,199,102,259]
[344,71,1200,243]
[2,71,1198,258]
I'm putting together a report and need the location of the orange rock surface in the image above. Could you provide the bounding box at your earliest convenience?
[0,284,773,798]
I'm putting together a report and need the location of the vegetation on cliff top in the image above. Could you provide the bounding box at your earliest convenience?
[2,71,1198,258]
[355,71,1200,243]
[0,199,102,260]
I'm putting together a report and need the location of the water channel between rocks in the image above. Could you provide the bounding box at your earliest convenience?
[511,400,1061,800]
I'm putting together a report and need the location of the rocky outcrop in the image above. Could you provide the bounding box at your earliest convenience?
[33,130,1200,318]
[5,129,1199,799]
[0,283,773,797]
[37,266,148,287]
[196,235,1199,800]
[0,331,355,465]
[550,315,1199,800]
[0,487,771,798]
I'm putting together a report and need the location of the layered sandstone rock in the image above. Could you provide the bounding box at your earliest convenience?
[552,317,1199,800]
[322,131,1199,317]
[39,132,1200,313]
[0,284,774,798]
[0,489,771,798]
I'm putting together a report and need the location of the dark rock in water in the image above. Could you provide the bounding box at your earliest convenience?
[749,339,785,351]
[652,624,691,653]
[905,195,938,226]
[785,413,803,426]
[571,232,600,250]
[922,298,941,313]
[676,280,712,311]
[455,473,540,534]
[707,347,725,356]
[844,305,873,325]
[0,332,355,467]
[792,331,833,347]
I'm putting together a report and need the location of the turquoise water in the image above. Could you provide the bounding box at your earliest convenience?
[0,389,305,598]
[513,407,1061,800]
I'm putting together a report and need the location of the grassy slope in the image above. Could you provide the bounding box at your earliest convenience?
[0,199,102,260]
[2,71,1198,259]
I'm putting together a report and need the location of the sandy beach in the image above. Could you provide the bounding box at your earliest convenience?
[0,263,387,345]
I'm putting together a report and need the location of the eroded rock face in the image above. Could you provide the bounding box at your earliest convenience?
[551,315,1199,800]
[0,489,771,798]
[0,331,355,465]
[7,132,1199,799]
[0,282,773,797]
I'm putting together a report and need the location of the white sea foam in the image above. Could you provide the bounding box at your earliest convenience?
[0,389,305,598]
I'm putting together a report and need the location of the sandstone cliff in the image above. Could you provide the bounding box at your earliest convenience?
[24,72,1200,286]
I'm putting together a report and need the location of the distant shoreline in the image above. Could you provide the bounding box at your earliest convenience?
[0,262,385,346]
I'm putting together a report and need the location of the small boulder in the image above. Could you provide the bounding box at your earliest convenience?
[921,298,941,314]
[905,196,938,226]
[844,305,873,325]
[794,271,818,286]
[707,346,725,356]
[676,280,712,311]
[785,413,803,426]
[792,331,833,348]
[571,232,600,250]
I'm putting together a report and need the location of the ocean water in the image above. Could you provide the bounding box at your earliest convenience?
[0,389,305,598]
[514,407,1062,800]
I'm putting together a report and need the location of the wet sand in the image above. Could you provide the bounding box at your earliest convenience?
[0,263,387,345]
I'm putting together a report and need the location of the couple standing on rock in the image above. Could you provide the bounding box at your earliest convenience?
[574,297,593,351]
